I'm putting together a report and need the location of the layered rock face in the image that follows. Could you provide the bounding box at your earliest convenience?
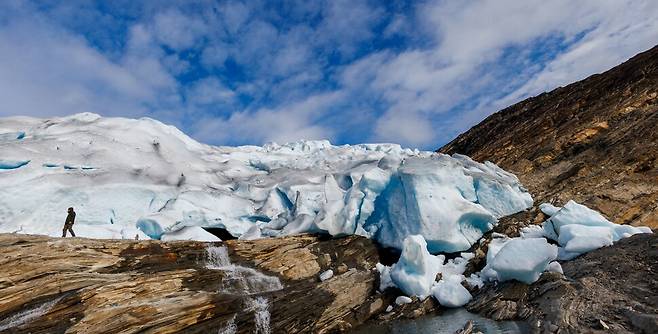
[0,233,382,333]
[440,45,658,228]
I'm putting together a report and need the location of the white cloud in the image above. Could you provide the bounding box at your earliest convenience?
[0,0,656,149]
[373,110,435,146]
[0,17,152,118]
[152,9,207,51]
[192,92,343,145]
[340,0,658,147]
[187,77,235,106]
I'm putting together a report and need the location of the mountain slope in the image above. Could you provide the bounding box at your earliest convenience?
[440,45,658,228]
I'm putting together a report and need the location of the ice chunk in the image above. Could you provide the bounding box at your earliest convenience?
[239,225,262,240]
[464,273,484,289]
[395,296,413,305]
[377,235,477,307]
[539,203,560,216]
[546,201,612,234]
[544,201,651,257]
[490,238,557,284]
[389,235,442,299]
[319,269,334,281]
[161,226,220,242]
[546,261,563,274]
[136,218,165,239]
[558,224,613,253]
[431,275,472,308]
[520,225,546,239]
[376,263,395,291]
[557,247,581,261]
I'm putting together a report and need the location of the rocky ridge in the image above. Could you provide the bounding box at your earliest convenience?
[440,45,658,229]
[439,44,658,333]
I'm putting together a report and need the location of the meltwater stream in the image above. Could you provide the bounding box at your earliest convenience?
[206,246,283,334]
[353,308,529,334]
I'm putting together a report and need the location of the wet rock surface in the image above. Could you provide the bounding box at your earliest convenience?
[0,233,380,333]
[467,233,658,333]
[440,45,658,229]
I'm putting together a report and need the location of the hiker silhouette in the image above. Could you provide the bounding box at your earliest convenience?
[62,207,76,237]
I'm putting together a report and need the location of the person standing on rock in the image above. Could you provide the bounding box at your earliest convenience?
[62,207,76,237]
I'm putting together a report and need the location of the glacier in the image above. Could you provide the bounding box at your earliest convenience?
[0,113,532,253]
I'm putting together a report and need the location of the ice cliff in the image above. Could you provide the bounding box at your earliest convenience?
[0,113,532,252]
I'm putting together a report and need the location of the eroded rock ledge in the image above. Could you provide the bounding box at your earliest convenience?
[0,233,382,333]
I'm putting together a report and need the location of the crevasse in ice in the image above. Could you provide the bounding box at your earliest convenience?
[0,113,532,252]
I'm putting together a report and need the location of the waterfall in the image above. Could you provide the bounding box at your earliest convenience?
[248,297,272,334]
[0,296,63,331]
[206,246,283,294]
[206,246,282,333]
[217,315,237,334]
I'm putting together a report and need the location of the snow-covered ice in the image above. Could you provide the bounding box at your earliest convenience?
[0,113,532,251]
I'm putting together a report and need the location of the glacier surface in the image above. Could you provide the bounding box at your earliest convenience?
[0,113,532,252]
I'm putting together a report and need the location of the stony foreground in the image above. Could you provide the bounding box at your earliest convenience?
[1,231,656,333]
[0,233,383,333]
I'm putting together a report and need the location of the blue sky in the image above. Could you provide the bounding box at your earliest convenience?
[1,1,657,149]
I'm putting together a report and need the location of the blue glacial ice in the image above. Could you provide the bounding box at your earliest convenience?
[0,113,533,247]
[0,160,30,170]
